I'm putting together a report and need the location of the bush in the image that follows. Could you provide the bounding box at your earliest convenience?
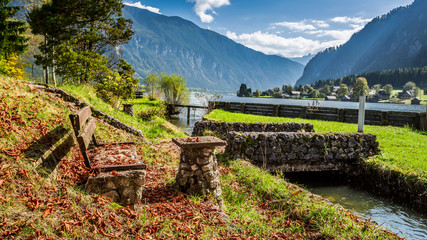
[159,73,189,116]
[136,107,166,120]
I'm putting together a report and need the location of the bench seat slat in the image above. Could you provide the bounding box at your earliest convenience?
[77,118,96,152]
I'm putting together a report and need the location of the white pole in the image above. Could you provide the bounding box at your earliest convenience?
[358,95,366,133]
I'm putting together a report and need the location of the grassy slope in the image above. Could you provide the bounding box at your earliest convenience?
[0,77,401,239]
[206,109,427,181]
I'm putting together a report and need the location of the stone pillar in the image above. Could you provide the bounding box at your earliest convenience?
[123,104,134,116]
[172,137,226,208]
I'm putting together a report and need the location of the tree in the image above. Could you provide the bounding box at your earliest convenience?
[309,89,319,98]
[194,88,222,113]
[0,0,28,59]
[144,72,160,100]
[414,87,422,98]
[383,84,393,95]
[353,77,369,99]
[159,73,189,116]
[322,85,331,95]
[284,84,293,94]
[237,83,252,97]
[28,0,134,84]
[95,58,139,107]
[254,89,261,97]
[0,0,28,78]
[273,91,283,98]
[337,84,349,98]
[372,84,381,93]
[403,81,416,91]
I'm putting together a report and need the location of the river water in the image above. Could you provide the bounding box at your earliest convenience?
[309,185,427,239]
[169,94,427,239]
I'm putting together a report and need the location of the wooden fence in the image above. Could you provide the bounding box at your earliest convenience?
[212,101,427,130]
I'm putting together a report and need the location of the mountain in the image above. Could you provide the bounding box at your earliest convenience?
[289,54,315,66]
[121,6,304,92]
[296,0,427,87]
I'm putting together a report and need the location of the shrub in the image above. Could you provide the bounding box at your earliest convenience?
[159,73,189,116]
[136,107,166,120]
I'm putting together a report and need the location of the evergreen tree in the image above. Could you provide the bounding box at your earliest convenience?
[0,0,28,59]
[27,0,133,83]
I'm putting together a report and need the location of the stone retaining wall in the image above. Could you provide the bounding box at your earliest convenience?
[44,86,144,138]
[225,132,380,172]
[192,120,314,139]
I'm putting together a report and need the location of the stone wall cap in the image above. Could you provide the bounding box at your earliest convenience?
[172,136,227,149]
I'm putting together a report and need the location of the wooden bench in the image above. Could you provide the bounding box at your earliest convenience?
[69,106,146,172]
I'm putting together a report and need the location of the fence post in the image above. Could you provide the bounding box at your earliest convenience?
[240,103,246,113]
[338,108,345,122]
[225,102,230,111]
[420,112,427,131]
[187,106,190,125]
[301,107,307,119]
[381,111,389,126]
[358,96,366,133]
[273,105,279,117]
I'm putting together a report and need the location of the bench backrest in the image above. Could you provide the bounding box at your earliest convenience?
[69,106,96,168]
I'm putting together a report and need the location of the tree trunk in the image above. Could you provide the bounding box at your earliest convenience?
[44,67,49,85]
[52,66,56,87]
[31,64,34,82]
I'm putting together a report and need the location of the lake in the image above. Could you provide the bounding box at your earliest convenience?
[221,95,427,113]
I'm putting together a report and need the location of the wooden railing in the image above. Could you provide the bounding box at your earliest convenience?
[212,101,427,130]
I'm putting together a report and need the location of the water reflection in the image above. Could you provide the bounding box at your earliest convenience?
[310,186,427,240]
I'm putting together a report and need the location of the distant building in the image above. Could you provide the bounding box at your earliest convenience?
[332,86,340,93]
[378,91,390,100]
[341,96,351,101]
[325,96,337,101]
[411,98,421,105]
[398,91,414,99]
[283,94,291,98]
[291,91,301,98]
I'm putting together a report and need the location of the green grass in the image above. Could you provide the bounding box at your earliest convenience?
[59,84,186,142]
[206,109,427,181]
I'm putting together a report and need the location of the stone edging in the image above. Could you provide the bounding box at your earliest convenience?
[192,120,314,139]
[42,85,144,138]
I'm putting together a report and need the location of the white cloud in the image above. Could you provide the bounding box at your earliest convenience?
[306,27,364,42]
[248,16,372,57]
[312,20,330,28]
[226,31,342,58]
[330,16,371,25]
[273,21,316,31]
[124,1,161,14]
[188,0,230,23]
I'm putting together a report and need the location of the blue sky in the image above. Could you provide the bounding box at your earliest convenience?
[124,0,414,58]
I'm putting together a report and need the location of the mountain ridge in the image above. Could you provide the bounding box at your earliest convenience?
[296,0,427,87]
[121,6,304,92]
